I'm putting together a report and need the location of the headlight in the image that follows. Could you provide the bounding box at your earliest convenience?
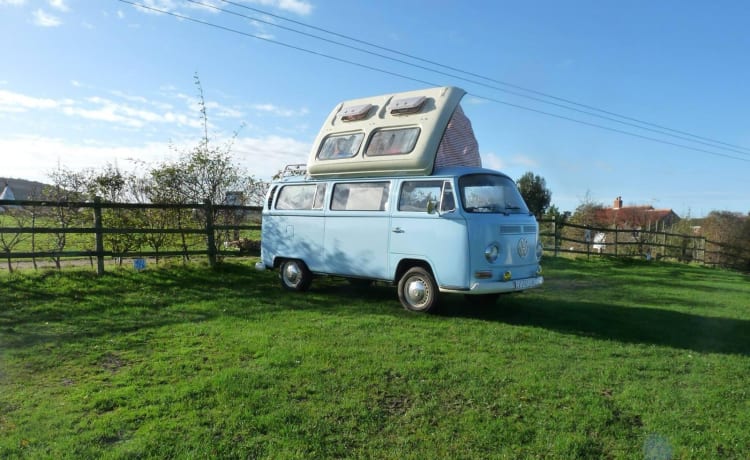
[536,241,544,262]
[485,243,500,263]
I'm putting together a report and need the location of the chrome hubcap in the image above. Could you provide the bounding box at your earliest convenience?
[284,263,300,285]
[406,278,427,305]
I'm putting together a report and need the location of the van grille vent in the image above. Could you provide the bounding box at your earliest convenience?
[499,225,537,234]
[500,225,522,234]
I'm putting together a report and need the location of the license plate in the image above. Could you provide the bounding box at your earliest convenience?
[513,278,537,290]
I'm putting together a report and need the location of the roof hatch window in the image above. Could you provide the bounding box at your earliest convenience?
[317,133,365,160]
[365,127,420,156]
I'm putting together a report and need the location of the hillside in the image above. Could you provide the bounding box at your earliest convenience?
[0,177,49,200]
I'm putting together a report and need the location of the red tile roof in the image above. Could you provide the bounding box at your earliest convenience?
[592,206,680,228]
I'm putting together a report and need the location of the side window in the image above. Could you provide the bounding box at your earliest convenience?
[440,181,456,213]
[398,180,443,212]
[275,184,318,210]
[318,133,365,160]
[366,127,420,156]
[331,182,390,211]
[266,185,278,210]
[313,183,327,210]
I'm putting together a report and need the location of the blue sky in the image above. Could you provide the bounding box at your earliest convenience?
[1,0,748,216]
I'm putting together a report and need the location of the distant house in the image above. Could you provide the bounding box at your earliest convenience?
[593,196,680,231]
[0,183,17,213]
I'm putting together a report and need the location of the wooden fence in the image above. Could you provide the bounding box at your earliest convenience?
[0,198,261,274]
[538,217,749,270]
[1,199,747,273]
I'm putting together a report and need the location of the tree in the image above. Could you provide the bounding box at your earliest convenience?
[516,172,552,218]
[89,164,145,263]
[701,211,750,269]
[39,165,93,269]
[0,206,30,272]
[149,74,267,255]
[152,74,265,207]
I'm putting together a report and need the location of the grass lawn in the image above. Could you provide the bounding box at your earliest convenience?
[1,257,749,459]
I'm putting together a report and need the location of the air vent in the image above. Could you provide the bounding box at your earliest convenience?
[340,104,372,122]
[390,96,426,115]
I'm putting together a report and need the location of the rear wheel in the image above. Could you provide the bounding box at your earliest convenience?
[398,267,438,312]
[279,259,312,292]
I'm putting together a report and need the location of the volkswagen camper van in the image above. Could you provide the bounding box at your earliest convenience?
[257,86,543,312]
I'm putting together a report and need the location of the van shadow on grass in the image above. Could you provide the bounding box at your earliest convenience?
[3,262,748,357]
[436,295,750,356]
[272,273,750,357]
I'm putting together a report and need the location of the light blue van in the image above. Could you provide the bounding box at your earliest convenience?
[257,86,543,311]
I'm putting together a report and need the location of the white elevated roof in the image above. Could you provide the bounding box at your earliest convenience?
[306,86,480,178]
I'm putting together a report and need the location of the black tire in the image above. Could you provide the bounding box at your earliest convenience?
[397,267,438,312]
[465,293,500,307]
[279,259,312,292]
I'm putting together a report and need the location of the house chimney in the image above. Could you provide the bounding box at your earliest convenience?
[614,196,623,209]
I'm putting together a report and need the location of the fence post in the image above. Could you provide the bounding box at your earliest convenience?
[614,226,618,256]
[553,216,559,257]
[93,196,105,275]
[204,199,216,267]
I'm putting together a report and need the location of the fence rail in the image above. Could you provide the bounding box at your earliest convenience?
[1,199,747,273]
[538,217,749,271]
[0,198,262,274]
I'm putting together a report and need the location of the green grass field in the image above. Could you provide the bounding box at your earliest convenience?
[1,257,749,459]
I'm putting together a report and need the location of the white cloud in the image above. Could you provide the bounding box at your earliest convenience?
[32,8,62,27]
[252,103,308,117]
[0,87,312,181]
[232,135,310,179]
[130,0,312,17]
[482,152,505,170]
[0,88,210,130]
[0,89,60,111]
[117,9,125,19]
[48,0,69,12]
[0,135,175,182]
[268,0,313,16]
[61,96,204,129]
[205,101,244,119]
[138,0,178,14]
[0,133,310,183]
[481,152,538,171]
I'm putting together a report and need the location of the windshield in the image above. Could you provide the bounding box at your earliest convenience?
[459,174,530,214]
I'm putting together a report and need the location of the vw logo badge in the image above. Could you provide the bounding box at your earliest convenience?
[517,238,529,257]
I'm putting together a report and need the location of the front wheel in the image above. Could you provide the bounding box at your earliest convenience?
[398,267,438,312]
[279,259,312,292]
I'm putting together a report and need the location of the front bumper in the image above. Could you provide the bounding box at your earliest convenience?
[440,276,544,294]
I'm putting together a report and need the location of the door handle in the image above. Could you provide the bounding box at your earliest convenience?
[392,227,405,233]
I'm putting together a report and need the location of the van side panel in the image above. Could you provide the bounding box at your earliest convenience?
[261,211,325,270]
[389,213,469,289]
[323,213,390,279]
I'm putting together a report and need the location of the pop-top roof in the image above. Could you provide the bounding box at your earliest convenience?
[306,86,479,178]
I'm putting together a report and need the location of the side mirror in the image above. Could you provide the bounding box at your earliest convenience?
[426,199,437,215]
